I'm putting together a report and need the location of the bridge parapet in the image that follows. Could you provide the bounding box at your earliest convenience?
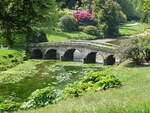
[28,41,117,53]
[28,41,119,65]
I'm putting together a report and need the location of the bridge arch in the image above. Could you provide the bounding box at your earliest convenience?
[31,49,43,59]
[84,52,97,63]
[62,48,81,61]
[83,52,104,64]
[104,55,116,65]
[44,49,58,60]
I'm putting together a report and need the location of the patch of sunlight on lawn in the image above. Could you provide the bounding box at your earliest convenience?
[119,22,150,36]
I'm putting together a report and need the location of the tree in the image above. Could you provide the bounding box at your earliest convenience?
[143,0,150,23]
[92,0,125,36]
[56,0,92,10]
[118,37,150,65]
[0,0,57,46]
[115,0,140,20]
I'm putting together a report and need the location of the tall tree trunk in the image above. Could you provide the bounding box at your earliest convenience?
[25,27,33,50]
[4,30,13,47]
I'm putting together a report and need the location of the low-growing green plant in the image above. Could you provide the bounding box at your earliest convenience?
[63,71,121,98]
[21,87,58,109]
[0,98,20,112]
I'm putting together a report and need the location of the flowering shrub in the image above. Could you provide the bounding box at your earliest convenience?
[73,10,94,26]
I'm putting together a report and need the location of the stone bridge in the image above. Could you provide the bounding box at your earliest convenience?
[28,41,119,65]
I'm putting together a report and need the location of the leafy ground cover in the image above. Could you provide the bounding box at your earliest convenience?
[16,65,150,113]
[0,60,102,112]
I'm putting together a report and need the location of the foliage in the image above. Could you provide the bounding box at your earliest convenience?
[117,11,127,23]
[0,59,100,106]
[63,71,121,98]
[57,9,73,18]
[15,66,150,113]
[0,60,40,84]
[83,25,99,36]
[56,0,92,10]
[21,87,57,109]
[0,0,56,46]
[58,15,79,32]
[92,0,123,36]
[0,97,20,112]
[118,36,150,65]
[116,0,141,20]
[73,10,94,26]
[0,49,27,71]
[143,0,150,23]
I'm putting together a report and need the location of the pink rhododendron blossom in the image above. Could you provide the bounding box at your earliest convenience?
[73,10,93,25]
[73,10,92,21]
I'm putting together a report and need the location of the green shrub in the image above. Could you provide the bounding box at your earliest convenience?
[83,25,99,36]
[58,15,79,32]
[21,87,57,109]
[118,36,150,65]
[93,0,121,36]
[63,71,121,98]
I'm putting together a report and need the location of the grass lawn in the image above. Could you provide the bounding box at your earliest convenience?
[46,22,150,43]
[119,22,150,36]
[0,49,26,71]
[46,30,97,42]
[0,49,19,56]
[16,65,150,113]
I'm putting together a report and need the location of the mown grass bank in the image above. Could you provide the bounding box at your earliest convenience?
[16,65,150,113]
[119,22,149,36]
[47,30,97,42]
[0,49,26,71]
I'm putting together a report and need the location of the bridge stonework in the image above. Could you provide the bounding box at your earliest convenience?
[28,41,119,65]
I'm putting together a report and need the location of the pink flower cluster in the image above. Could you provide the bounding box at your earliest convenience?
[73,10,92,24]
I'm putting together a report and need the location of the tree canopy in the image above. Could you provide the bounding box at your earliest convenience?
[92,0,126,36]
[143,0,150,23]
[0,0,56,46]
